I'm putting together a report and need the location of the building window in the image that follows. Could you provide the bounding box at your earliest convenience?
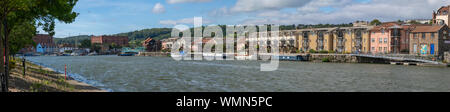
[379,47,382,51]
[384,38,388,43]
[413,44,417,53]
[384,47,387,52]
[379,38,382,43]
[371,38,375,43]
[422,33,426,39]
[372,47,375,51]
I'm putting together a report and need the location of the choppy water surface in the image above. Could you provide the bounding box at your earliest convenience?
[27,56,450,92]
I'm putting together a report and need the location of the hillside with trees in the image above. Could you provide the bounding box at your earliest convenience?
[54,35,92,45]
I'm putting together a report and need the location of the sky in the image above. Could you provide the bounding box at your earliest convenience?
[45,0,450,38]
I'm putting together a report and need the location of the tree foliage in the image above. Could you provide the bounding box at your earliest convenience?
[79,39,91,48]
[115,28,172,41]
[54,35,91,45]
[1,0,79,54]
[1,0,79,91]
[408,20,421,24]
[370,19,382,26]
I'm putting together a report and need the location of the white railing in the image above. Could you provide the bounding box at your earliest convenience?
[352,54,441,64]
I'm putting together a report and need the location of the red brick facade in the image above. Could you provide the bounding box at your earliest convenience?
[19,34,57,53]
[91,36,129,47]
[142,38,161,52]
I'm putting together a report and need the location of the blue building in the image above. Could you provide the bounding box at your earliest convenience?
[36,43,44,53]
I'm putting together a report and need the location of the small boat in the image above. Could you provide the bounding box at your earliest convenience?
[88,52,98,56]
[118,52,137,56]
[279,55,305,61]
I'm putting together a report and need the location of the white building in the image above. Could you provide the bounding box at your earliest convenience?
[433,5,450,26]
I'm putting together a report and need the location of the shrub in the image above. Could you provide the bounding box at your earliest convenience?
[9,59,16,71]
[64,50,73,53]
[161,49,171,53]
[309,49,317,53]
[319,50,329,54]
[322,58,330,62]
[328,50,336,53]
[400,49,409,53]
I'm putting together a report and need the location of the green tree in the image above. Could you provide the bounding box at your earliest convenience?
[128,39,143,48]
[0,0,79,92]
[370,19,382,26]
[8,21,37,54]
[408,20,421,24]
[79,39,91,48]
[91,43,102,53]
[110,43,119,49]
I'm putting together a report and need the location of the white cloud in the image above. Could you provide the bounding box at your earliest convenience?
[231,0,312,12]
[152,3,166,14]
[297,0,353,14]
[160,17,211,25]
[166,0,212,4]
[209,7,231,17]
[240,0,450,25]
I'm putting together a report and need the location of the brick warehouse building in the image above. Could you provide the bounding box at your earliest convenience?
[19,34,57,54]
[91,36,129,47]
[409,25,450,57]
[142,37,161,52]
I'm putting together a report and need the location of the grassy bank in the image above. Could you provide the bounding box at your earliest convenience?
[8,58,106,92]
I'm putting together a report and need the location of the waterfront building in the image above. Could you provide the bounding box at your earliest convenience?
[191,37,216,52]
[405,19,432,24]
[353,21,370,27]
[330,26,372,54]
[35,34,58,54]
[369,22,413,54]
[296,26,372,54]
[58,44,76,53]
[297,28,336,53]
[91,35,129,47]
[409,25,450,57]
[142,37,162,52]
[279,30,299,53]
[161,37,179,50]
[36,44,44,53]
[433,5,450,26]
[91,35,128,53]
[20,34,58,54]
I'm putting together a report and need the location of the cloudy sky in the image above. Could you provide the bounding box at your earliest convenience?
[47,0,450,38]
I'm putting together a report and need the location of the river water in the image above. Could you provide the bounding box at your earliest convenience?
[26,56,450,92]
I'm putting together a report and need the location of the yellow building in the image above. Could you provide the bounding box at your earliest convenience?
[331,26,372,53]
[249,26,372,54]
[279,30,299,53]
[296,26,372,53]
[298,28,336,52]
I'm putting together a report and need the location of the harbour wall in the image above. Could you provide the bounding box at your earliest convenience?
[138,52,170,57]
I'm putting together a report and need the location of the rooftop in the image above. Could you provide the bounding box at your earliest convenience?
[411,25,446,33]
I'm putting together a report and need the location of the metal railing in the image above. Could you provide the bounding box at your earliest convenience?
[353,54,442,64]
